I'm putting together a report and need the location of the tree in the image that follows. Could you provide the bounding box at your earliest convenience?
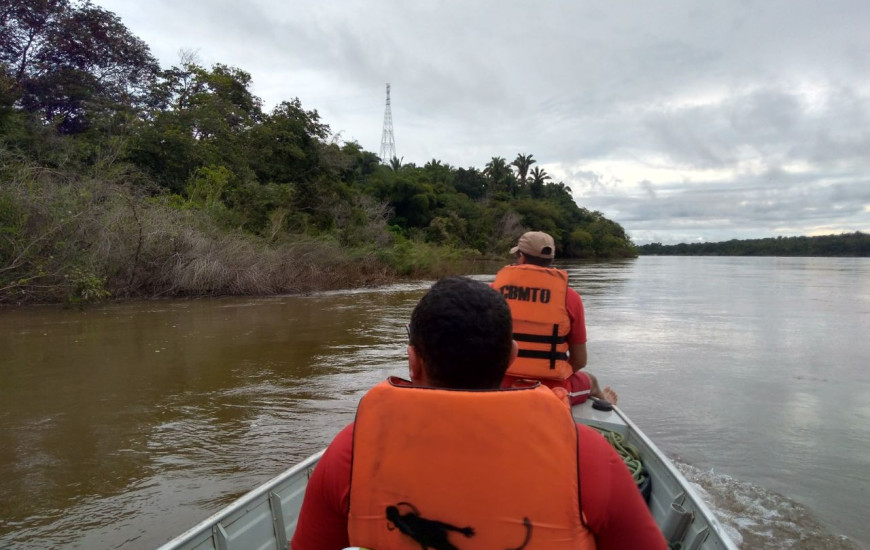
[513,198,563,236]
[335,141,380,185]
[385,177,434,228]
[511,153,535,194]
[528,166,550,198]
[565,229,595,257]
[453,167,486,200]
[1,0,159,133]
[636,232,869,257]
[150,61,263,138]
[422,158,454,187]
[250,97,329,184]
[483,156,514,196]
[130,62,272,191]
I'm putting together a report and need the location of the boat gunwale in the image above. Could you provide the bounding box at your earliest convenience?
[608,405,739,550]
[158,403,739,550]
[155,450,324,550]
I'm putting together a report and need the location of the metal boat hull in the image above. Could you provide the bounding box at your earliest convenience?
[157,401,738,550]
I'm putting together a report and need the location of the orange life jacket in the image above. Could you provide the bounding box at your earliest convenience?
[348,377,595,550]
[493,264,573,380]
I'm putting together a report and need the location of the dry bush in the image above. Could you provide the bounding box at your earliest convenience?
[105,197,396,298]
[1,161,398,304]
[332,195,394,248]
[0,162,122,303]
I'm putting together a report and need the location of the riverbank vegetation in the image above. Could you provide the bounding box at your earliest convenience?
[0,0,635,305]
[638,232,870,257]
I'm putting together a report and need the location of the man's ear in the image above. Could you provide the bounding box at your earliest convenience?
[508,339,519,367]
[408,345,424,383]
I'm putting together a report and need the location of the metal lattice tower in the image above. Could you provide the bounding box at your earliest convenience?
[379,83,396,164]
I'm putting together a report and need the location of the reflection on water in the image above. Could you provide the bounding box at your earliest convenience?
[1,260,868,549]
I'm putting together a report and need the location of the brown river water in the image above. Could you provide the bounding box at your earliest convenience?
[1,257,868,549]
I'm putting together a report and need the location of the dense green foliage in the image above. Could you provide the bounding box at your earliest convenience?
[0,1,635,304]
[638,233,870,257]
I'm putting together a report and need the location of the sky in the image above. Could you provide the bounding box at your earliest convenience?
[93,0,870,245]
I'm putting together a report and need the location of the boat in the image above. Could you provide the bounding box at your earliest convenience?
[157,398,739,550]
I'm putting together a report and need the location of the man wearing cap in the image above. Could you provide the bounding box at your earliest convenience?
[493,231,616,405]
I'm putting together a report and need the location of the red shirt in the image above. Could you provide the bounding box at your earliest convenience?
[291,422,667,550]
[566,286,587,344]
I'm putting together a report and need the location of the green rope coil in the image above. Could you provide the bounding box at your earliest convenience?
[592,426,648,487]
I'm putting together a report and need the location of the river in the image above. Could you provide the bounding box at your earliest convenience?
[0,256,868,549]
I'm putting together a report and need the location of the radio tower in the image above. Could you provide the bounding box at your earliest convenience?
[379,83,396,164]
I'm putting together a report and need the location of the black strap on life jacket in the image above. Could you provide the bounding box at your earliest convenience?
[514,324,567,370]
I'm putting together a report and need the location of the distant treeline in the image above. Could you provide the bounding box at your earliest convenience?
[0,0,635,305]
[638,232,869,257]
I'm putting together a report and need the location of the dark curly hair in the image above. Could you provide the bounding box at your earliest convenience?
[409,276,513,389]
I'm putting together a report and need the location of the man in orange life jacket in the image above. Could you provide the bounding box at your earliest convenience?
[494,231,616,406]
[291,277,665,550]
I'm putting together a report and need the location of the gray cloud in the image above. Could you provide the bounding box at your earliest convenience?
[578,172,870,244]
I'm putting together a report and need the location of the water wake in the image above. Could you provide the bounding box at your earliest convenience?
[673,461,861,550]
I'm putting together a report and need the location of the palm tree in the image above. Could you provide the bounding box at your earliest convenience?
[512,153,536,192]
[529,166,550,186]
[484,156,512,194]
[529,166,551,198]
[389,156,404,172]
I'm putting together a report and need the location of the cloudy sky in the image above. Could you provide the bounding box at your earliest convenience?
[94,0,870,244]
